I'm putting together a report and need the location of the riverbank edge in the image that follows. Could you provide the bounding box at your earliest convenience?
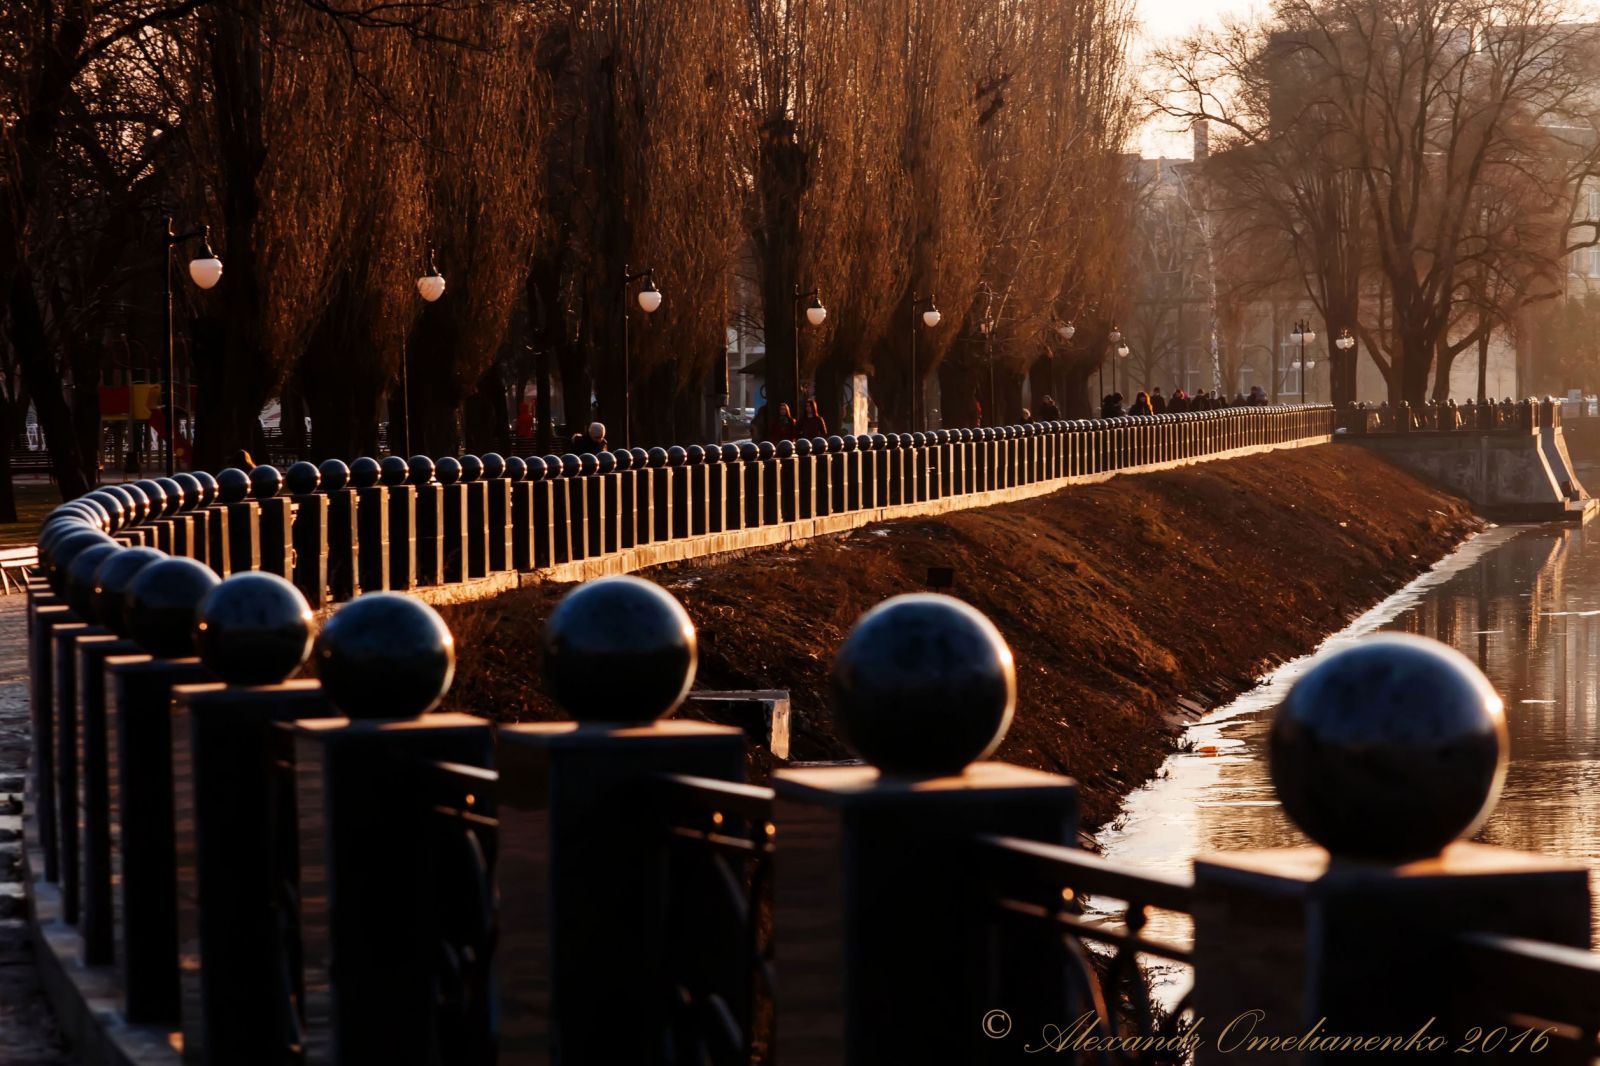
[440,445,1482,828]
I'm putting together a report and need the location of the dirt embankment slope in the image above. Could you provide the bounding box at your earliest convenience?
[439,445,1479,827]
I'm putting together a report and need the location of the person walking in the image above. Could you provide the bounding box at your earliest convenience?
[1129,391,1154,416]
[1038,395,1061,420]
[770,402,798,441]
[1151,387,1167,414]
[797,397,828,438]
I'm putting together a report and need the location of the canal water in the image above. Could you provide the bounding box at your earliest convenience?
[1097,518,1600,949]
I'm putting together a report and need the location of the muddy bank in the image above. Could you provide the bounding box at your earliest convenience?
[439,445,1479,827]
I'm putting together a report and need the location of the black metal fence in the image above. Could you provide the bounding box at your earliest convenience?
[1342,397,1562,434]
[32,401,1600,1065]
[45,405,1337,616]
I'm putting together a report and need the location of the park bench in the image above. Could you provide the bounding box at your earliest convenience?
[0,546,37,594]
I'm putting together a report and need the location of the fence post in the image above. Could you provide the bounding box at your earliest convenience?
[218,469,262,574]
[796,438,817,518]
[1192,635,1591,1063]
[495,576,746,1064]
[483,453,513,572]
[508,456,536,568]
[825,436,845,512]
[593,451,621,552]
[349,459,385,595]
[165,475,201,560]
[106,557,220,1023]
[321,460,361,601]
[871,434,891,505]
[579,453,605,557]
[703,446,726,533]
[629,448,655,547]
[172,572,335,1066]
[684,444,710,534]
[614,450,642,550]
[857,435,879,509]
[72,547,159,964]
[918,432,936,501]
[407,457,441,584]
[136,478,174,554]
[459,455,490,578]
[668,447,691,539]
[380,457,416,591]
[775,440,798,521]
[772,594,1077,1065]
[649,447,673,542]
[253,467,294,579]
[545,454,574,563]
[288,463,331,608]
[288,594,495,1066]
[439,457,469,583]
[885,434,905,504]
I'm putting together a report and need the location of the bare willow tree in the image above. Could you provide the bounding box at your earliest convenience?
[530,0,744,449]
[406,6,552,455]
[293,30,429,459]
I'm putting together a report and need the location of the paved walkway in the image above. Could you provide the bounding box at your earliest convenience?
[0,593,65,1063]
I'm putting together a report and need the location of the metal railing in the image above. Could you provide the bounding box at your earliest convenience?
[51,405,1335,618]
[38,399,1597,1066]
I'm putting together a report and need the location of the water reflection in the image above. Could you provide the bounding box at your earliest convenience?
[1099,521,1600,942]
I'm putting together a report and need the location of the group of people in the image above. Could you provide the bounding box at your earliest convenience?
[749,399,831,443]
[1362,397,1522,431]
[1099,384,1270,419]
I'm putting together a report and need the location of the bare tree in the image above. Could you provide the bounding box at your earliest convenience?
[1159,0,1600,407]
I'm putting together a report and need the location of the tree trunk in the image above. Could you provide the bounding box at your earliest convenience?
[534,345,553,454]
[8,268,88,497]
[0,391,17,523]
[814,358,845,437]
[463,363,510,454]
[1477,326,1491,405]
[194,1,283,471]
[756,128,804,417]
[556,340,592,446]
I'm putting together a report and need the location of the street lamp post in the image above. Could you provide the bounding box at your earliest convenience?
[793,286,826,413]
[1290,319,1317,405]
[1055,320,1075,413]
[163,218,222,476]
[622,265,663,450]
[412,247,447,456]
[1101,325,1124,411]
[910,293,941,431]
[1334,328,1355,405]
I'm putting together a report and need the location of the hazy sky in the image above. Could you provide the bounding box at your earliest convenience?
[1136,0,1259,157]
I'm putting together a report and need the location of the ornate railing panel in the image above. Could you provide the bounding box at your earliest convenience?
[980,834,1196,1064]
[659,773,777,1066]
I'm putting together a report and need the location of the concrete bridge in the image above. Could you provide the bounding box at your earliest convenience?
[1342,399,1595,523]
[13,406,1600,1064]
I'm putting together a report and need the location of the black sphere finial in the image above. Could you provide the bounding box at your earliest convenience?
[66,542,121,619]
[830,594,1016,777]
[196,572,316,685]
[350,457,381,489]
[249,465,283,500]
[93,546,165,634]
[314,593,455,718]
[285,461,321,496]
[217,468,250,504]
[541,576,697,723]
[1269,633,1507,862]
[125,557,222,658]
[379,456,409,487]
[320,459,352,492]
